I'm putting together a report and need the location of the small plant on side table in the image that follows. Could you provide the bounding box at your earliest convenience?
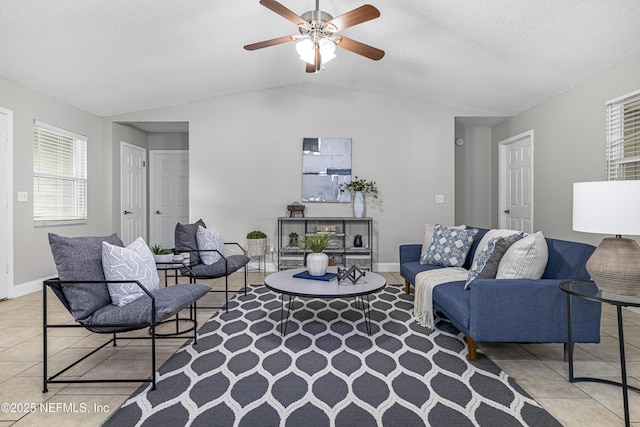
[151,244,173,263]
[246,230,267,257]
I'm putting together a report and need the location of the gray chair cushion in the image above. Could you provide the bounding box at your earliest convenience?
[83,283,210,333]
[175,219,206,264]
[49,233,124,321]
[188,254,250,278]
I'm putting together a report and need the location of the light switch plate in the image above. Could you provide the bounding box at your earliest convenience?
[435,194,444,204]
[17,191,28,202]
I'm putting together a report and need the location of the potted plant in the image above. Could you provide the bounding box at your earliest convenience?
[151,244,173,263]
[339,176,379,218]
[289,232,299,247]
[246,230,267,257]
[298,233,336,276]
[354,234,363,248]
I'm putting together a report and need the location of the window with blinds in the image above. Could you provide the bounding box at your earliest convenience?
[33,121,87,226]
[606,89,640,180]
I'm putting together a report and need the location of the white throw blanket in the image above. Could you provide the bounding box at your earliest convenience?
[413,268,469,329]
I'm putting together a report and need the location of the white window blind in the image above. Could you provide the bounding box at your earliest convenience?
[33,121,87,226]
[606,89,640,180]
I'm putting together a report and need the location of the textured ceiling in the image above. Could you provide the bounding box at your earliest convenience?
[1,1,639,117]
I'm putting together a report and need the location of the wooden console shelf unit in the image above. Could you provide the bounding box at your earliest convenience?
[277,217,373,271]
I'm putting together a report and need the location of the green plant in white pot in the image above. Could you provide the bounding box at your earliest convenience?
[151,244,173,263]
[246,230,267,257]
[299,234,336,276]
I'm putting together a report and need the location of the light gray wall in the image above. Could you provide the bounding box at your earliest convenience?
[106,84,489,268]
[0,76,107,296]
[148,132,188,150]
[493,55,640,244]
[455,125,493,228]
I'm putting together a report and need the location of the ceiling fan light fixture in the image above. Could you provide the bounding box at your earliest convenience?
[296,38,336,65]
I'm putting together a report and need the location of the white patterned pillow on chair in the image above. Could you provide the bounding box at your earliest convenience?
[102,237,160,306]
[197,225,224,265]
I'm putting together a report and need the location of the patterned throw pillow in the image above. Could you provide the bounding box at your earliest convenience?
[423,224,479,267]
[102,237,159,306]
[420,223,466,263]
[477,233,524,281]
[464,236,500,289]
[197,225,224,265]
[465,233,522,289]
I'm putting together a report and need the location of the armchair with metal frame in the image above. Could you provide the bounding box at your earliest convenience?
[43,232,210,393]
[43,278,209,392]
[174,220,250,313]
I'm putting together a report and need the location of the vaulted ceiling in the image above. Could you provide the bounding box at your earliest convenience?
[1,1,639,117]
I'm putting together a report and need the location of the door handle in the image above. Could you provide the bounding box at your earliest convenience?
[123,210,132,215]
[504,209,510,214]
[156,210,162,214]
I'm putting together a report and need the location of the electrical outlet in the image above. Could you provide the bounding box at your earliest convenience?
[17,191,28,202]
[435,194,445,204]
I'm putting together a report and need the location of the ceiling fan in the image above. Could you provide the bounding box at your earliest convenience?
[244,0,385,73]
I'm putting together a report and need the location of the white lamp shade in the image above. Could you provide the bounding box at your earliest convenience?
[573,181,640,236]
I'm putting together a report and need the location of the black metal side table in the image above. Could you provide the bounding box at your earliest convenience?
[155,261,197,336]
[560,280,640,427]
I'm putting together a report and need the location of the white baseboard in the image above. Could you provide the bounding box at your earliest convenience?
[9,275,55,298]
[374,262,400,272]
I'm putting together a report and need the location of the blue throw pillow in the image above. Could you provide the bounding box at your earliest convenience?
[423,224,479,268]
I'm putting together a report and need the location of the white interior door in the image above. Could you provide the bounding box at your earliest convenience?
[120,142,147,246]
[149,150,188,248]
[499,130,534,233]
[0,108,12,299]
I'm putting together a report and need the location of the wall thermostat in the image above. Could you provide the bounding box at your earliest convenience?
[455,138,464,146]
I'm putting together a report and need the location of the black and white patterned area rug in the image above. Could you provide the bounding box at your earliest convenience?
[104,284,560,427]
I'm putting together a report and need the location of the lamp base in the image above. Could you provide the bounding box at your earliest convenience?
[587,237,640,296]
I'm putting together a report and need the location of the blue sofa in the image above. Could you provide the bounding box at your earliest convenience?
[400,228,602,361]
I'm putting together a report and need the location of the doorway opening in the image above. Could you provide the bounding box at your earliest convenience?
[116,122,189,248]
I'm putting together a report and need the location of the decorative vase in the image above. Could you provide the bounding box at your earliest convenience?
[353,191,364,218]
[354,236,363,248]
[307,252,329,276]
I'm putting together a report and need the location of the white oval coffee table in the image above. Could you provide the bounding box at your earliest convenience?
[264,267,386,336]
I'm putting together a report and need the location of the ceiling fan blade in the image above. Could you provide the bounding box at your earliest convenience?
[306,62,315,73]
[244,35,294,51]
[259,0,306,25]
[315,45,321,72]
[323,4,380,32]
[336,36,385,60]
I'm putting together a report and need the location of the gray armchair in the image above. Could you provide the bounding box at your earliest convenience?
[44,233,210,392]
[174,220,250,312]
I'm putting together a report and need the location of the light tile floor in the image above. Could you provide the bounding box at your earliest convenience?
[0,271,638,426]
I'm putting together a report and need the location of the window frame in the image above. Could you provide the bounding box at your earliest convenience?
[606,89,640,181]
[33,120,88,227]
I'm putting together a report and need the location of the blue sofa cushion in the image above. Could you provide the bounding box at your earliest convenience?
[400,261,442,286]
[433,281,470,332]
[542,238,594,280]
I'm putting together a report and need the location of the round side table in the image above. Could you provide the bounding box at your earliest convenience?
[560,280,640,427]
